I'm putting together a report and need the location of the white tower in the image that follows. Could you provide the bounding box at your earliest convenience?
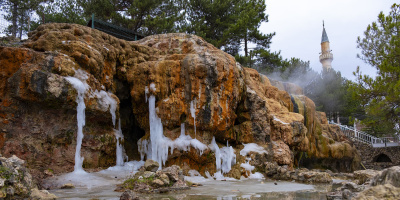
[319,22,333,70]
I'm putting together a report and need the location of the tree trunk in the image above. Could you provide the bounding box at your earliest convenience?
[12,1,18,38]
[19,12,25,40]
[244,32,248,57]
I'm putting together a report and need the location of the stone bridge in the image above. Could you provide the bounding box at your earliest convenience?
[353,141,400,170]
[330,122,400,170]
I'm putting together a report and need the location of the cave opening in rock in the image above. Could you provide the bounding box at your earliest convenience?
[115,80,145,161]
[374,153,392,163]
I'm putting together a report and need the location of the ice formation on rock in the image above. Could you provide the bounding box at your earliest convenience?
[240,143,268,156]
[209,137,236,176]
[115,119,125,166]
[190,99,197,138]
[66,69,124,172]
[65,69,89,173]
[239,143,267,179]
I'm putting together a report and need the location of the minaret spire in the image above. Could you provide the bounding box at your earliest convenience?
[319,21,333,70]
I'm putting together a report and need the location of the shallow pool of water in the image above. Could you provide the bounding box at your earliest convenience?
[49,174,331,200]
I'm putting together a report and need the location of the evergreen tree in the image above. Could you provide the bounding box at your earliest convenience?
[305,69,348,121]
[350,3,400,135]
[78,0,185,35]
[32,0,86,30]
[126,0,186,35]
[184,0,274,56]
[1,0,44,38]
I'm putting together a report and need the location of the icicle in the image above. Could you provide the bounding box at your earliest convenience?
[138,84,210,169]
[190,99,197,138]
[145,86,149,102]
[65,69,89,173]
[209,137,236,175]
[115,119,125,166]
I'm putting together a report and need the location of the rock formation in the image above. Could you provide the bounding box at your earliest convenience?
[0,155,57,199]
[327,166,400,200]
[0,23,359,181]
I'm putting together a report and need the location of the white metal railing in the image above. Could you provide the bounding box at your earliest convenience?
[329,121,399,147]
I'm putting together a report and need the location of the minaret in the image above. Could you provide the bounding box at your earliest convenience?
[319,21,333,70]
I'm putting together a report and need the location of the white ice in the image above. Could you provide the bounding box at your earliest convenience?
[209,137,236,176]
[65,69,90,173]
[138,122,208,168]
[190,99,197,138]
[240,143,268,156]
[114,119,125,166]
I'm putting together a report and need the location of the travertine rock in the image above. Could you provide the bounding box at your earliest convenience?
[354,184,400,200]
[0,23,360,180]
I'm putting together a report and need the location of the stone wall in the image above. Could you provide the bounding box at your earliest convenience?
[354,141,400,170]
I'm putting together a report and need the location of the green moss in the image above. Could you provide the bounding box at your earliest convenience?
[0,166,12,179]
[122,174,156,189]
[100,136,106,143]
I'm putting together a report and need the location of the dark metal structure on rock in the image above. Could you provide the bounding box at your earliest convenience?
[87,14,145,41]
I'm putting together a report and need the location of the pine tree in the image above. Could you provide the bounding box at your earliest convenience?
[184,0,274,56]
[78,0,185,35]
[32,0,86,30]
[1,0,43,38]
[350,3,400,135]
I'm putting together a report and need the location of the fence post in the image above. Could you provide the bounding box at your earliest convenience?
[91,14,95,29]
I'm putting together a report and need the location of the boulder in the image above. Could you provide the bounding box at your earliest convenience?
[371,166,400,187]
[161,165,183,183]
[353,184,400,200]
[0,155,36,199]
[298,171,332,184]
[122,165,188,194]
[354,169,381,185]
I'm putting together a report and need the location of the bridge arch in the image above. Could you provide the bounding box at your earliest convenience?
[373,153,392,163]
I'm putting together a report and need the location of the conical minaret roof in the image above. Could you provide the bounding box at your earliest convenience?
[321,21,329,43]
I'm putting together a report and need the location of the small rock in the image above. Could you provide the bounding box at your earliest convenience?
[30,188,58,200]
[61,183,75,189]
[143,171,155,179]
[342,182,363,192]
[120,190,140,200]
[162,165,182,182]
[342,189,353,200]
[0,190,5,198]
[9,155,25,166]
[0,178,4,187]
[171,179,189,189]
[144,160,159,172]
[44,169,54,176]
[159,173,170,185]
[6,187,15,196]
[152,179,165,187]
[326,191,342,200]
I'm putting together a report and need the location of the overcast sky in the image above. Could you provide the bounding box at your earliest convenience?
[260,0,398,80]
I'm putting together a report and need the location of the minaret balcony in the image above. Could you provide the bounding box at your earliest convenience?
[319,53,333,61]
